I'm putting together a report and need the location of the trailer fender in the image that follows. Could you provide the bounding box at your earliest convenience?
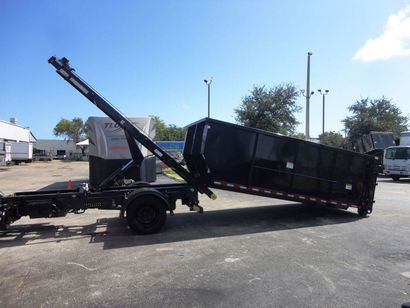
[125,188,171,211]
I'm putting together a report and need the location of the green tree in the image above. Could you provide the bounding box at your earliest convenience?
[53,117,87,143]
[319,131,345,147]
[292,132,306,140]
[342,97,408,142]
[234,83,301,135]
[152,116,185,141]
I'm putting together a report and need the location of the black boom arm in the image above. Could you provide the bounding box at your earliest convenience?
[48,56,216,200]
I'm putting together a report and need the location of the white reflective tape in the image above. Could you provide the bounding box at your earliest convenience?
[310,198,316,201]
[286,162,294,169]
[154,149,163,157]
[331,201,337,205]
[70,78,89,95]
[214,181,222,185]
[345,184,353,190]
[321,200,327,203]
[264,190,271,193]
[239,186,247,189]
[299,196,306,199]
[227,183,234,187]
[276,192,283,196]
[341,203,347,206]
[288,194,294,197]
[58,68,70,78]
[251,188,259,192]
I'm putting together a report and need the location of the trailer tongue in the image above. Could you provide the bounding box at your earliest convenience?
[0,56,378,234]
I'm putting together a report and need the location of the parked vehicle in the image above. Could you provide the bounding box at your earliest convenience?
[400,131,410,146]
[383,146,410,181]
[10,142,33,164]
[0,56,379,234]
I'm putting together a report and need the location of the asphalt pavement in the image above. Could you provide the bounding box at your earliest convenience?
[0,162,409,307]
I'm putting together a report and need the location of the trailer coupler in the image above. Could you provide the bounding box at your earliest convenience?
[0,209,7,230]
[0,205,20,230]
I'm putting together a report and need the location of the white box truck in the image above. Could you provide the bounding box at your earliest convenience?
[10,142,33,164]
[383,145,410,181]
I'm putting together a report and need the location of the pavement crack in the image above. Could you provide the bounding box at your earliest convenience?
[307,265,336,293]
[67,262,98,271]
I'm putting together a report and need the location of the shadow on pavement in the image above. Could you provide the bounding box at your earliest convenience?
[0,203,362,249]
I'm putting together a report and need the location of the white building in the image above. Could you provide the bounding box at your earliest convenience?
[35,139,84,158]
[0,119,36,164]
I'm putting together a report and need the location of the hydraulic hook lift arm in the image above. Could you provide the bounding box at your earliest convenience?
[48,56,216,200]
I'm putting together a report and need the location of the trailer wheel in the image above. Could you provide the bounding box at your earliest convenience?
[391,175,400,181]
[358,206,368,217]
[126,195,167,234]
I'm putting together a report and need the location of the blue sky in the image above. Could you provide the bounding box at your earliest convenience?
[1,0,410,139]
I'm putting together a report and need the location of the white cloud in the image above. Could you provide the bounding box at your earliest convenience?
[353,5,410,62]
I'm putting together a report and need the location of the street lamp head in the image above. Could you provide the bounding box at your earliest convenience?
[310,91,314,96]
[204,76,213,85]
[318,89,322,94]
[308,52,312,56]
[325,89,329,93]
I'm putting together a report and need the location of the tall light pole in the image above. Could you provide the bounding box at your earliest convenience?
[302,52,314,139]
[318,89,329,135]
[204,77,213,118]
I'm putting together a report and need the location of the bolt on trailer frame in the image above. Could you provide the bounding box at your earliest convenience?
[0,56,216,234]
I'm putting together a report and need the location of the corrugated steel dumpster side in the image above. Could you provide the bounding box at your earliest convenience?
[183,118,377,214]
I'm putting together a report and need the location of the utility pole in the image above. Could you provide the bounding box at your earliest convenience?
[318,89,329,135]
[301,52,314,139]
[203,77,213,118]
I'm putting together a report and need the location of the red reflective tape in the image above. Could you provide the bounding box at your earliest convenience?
[213,181,354,209]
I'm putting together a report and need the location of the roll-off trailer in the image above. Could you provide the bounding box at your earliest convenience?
[0,57,378,234]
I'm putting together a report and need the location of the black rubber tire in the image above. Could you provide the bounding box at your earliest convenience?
[391,175,401,181]
[126,195,167,234]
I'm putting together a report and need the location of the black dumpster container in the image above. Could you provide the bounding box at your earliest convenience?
[184,118,378,214]
[357,132,395,155]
